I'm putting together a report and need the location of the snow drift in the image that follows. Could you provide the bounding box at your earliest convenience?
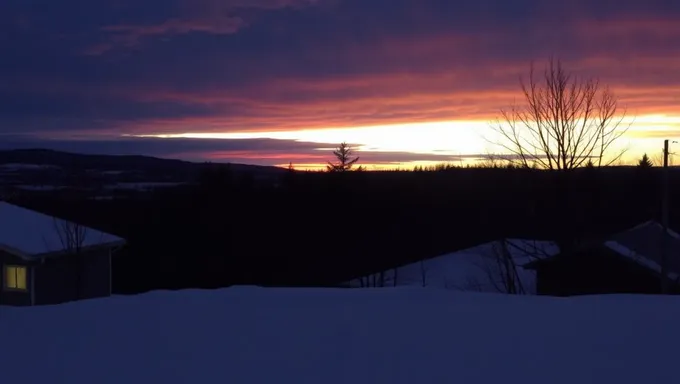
[1,287,679,384]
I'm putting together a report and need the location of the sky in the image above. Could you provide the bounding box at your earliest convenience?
[2,0,680,169]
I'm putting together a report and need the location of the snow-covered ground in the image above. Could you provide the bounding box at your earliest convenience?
[1,287,679,384]
[347,239,559,293]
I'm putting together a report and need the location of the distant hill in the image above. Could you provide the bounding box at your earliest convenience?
[0,149,286,176]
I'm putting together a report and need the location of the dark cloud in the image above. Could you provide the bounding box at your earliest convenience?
[0,91,218,124]
[0,136,316,157]
[1,0,680,164]
[86,0,325,54]
[0,135,463,166]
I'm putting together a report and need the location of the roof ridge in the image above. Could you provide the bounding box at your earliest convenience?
[615,220,680,241]
[0,201,125,259]
[628,220,658,231]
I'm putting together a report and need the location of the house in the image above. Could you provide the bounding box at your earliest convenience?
[522,221,680,296]
[346,239,560,294]
[0,201,126,306]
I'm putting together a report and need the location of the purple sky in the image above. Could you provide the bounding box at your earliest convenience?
[2,0,680,167]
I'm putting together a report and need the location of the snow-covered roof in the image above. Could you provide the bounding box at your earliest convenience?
[347,239,559,294]
[604,220,680,278]
[521,221,680,279]
[0,201,125,259]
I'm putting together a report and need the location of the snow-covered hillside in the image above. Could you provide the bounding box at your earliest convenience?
[1,287,679,384]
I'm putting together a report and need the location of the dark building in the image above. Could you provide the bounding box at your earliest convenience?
[0,201,126,306]
[522,221,680,296]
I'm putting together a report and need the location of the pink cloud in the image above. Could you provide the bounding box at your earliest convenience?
[27,11,680,137]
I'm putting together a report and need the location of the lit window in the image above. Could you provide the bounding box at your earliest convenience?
[4,265,27,290]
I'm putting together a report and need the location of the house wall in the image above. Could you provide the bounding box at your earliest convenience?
[536,247,664,296]
[34,248,112,305]
[0,250,33,306]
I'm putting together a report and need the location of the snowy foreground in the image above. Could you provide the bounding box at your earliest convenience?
[2,288,680,384]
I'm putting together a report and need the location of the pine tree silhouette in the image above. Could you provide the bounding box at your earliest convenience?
[327,142,360,172]
[638,153,653,168]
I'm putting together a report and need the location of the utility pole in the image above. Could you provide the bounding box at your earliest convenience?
[661,139,670,294]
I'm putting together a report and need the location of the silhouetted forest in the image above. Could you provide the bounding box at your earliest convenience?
[9,162,675,295]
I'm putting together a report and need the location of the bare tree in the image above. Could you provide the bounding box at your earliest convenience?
[491,58,629,170]
[358,276,367,287]
[419,259,428,287]
[481,240,525,294]
[470,239,558,294]
[54,217,88,300]
[652,150,666,167]
[357,268,400,288]
[477,153,509,169]
[364,271,386,287]
[327,142,360,172]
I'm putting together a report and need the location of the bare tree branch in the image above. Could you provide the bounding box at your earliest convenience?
[419,259,428,287]
[490,58,630,170]
[54,217,88,300]
[468,239,557,294]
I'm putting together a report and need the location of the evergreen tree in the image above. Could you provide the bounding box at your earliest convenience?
[638,153,653,168]
[282,162,297,188]
[327,142,360,172]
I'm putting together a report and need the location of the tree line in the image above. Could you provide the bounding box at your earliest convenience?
[9,158,668,295]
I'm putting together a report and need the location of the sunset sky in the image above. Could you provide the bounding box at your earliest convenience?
[2,0,680,169]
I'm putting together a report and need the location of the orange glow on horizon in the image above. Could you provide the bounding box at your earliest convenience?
[131,113,680,167]
[138,120,489,154]
[279,160,482,172]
